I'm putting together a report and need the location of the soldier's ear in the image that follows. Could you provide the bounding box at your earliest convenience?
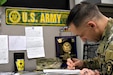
[87,21,96,28]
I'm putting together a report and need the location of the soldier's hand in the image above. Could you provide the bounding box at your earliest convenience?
[67,58,83,69]
[80,68,100,75]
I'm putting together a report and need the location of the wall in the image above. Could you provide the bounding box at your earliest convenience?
[74,0,113,4]
[101,0,113,4]
[0,0,85,71]
[74,0,83,4]
[0,7,63,71]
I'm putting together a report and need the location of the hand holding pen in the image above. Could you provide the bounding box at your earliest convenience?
[66,58,84,69]
[66,58,100,75]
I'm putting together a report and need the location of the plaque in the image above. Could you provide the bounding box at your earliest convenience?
[83,43,99,59]
[55,36,77,60]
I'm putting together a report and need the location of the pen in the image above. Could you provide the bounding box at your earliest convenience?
[71,58,80,69]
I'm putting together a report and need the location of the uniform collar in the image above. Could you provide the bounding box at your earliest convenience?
[100,18,113,41]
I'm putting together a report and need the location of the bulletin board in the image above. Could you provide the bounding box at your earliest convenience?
[0,7,69,71]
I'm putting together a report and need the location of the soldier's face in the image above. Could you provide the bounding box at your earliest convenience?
[69,22,101,42]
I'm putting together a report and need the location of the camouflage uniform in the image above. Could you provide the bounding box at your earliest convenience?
[36,57,62,71]
[83,18,113,75]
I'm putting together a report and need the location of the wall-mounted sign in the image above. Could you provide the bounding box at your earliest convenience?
[5,8,69,26]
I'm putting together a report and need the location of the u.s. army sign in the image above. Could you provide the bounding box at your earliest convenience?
[5,8,69,26]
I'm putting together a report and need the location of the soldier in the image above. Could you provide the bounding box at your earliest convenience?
[66,1,113,75]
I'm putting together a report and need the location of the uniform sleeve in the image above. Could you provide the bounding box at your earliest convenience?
[83,57,100,70]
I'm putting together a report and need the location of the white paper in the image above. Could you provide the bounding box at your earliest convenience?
[27,47,45,58]
[9,36,26,50]
[26,37,43,48]
[43,69,80,75]
[25,27,43,37]
[0,72,14,75]
[0,35,8,64]
[25,27,45,59]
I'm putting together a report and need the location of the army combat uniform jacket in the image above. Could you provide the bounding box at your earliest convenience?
[83,18,113,75]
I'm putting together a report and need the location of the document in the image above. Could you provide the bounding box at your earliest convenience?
[9,36,26,50]
[43,69,80,75]
[27,47,45,58]
[0,35,8,64]
[25,27,45,59]
[0,72,14,75]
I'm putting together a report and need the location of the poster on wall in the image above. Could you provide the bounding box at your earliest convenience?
[5,7,69,26]
[0,35,8,64]
[25,27,45,59]
[9,36,26,50]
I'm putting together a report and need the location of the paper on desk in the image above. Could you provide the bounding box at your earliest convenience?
[25,27,45,59]
[43,69,80,75]
[0,72,14,75]
[0,35,8,64]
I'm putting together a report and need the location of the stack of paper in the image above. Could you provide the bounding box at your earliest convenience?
[43,69,80,75]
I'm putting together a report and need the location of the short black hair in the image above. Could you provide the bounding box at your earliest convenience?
[66,1,101,27]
